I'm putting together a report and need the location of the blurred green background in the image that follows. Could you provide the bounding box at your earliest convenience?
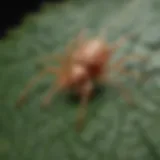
[0,0,160,159]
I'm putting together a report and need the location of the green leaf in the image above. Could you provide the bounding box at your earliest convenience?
[0,0,160,159]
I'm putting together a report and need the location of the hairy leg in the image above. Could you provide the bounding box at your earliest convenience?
[16,67,59,108]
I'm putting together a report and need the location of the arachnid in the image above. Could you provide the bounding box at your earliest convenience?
[16,28,147,132]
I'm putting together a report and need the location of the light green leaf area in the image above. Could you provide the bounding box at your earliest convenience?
[0,0,160,159]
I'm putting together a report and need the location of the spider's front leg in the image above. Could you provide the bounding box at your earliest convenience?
[75,80,93,132]
[37,54,65,64]
[16,66,59,108]
[37,29,87,65]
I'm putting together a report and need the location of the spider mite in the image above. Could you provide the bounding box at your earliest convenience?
[16,28,147,132]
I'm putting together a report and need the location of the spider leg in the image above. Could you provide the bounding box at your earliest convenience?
[37,29,87,65]
[75,28,87,47]
[41,82,63,108]
[107,55,148,105]
[37,54,64,64]
[93,66,133,105]
[109,80,133,105]
[110,54,148,80]
[95,70,134,106]
[110,33,135,52]
[93,54,144,84]
[75,81,93,132]
[16,66,59,108]
[65,28,87,55]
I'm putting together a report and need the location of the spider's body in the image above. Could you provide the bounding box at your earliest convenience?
[72,39,110,79]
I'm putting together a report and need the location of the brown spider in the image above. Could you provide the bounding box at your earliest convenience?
[16,28,147,132]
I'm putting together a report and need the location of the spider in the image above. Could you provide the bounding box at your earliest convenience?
[16,28,147,131]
